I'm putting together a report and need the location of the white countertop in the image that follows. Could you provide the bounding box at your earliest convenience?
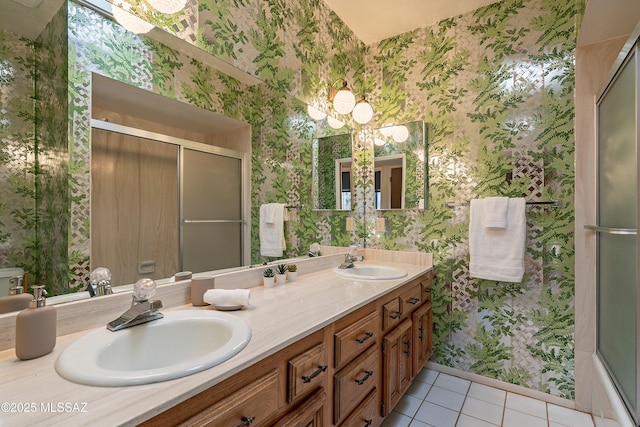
[0,260,430,426]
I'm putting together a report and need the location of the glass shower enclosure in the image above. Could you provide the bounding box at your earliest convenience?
[590,36,639,424]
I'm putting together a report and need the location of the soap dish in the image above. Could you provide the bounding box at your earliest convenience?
[213,304,247,311]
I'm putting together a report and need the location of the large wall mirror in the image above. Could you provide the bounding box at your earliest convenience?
[373,120,427,210]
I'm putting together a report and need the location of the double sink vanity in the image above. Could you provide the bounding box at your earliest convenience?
[0,248,433,426]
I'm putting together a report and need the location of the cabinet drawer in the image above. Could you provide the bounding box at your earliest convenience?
[179,369,279,427]
[334,345,379,425]
[288,343,327,403]
[382,297,402,331]
[339,389,380,427]
[274,389,326,427]
[400,283,422,314]
[335,311,379,369]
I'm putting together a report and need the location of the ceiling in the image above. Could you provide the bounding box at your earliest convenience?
[322,0,501,45]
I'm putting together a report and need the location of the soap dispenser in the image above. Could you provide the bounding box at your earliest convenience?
[0,277,32,314]
[15,285,57,360]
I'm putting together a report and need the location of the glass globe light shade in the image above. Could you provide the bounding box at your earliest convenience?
[379,124,395,137]
[148,0,187,14]
[327,116,345,129]
[307,105,327,121]
[352,98,373,124]
[112,4,154,34]
[333,87,356,115]
[374,138,386,146]
[392,125,409,142]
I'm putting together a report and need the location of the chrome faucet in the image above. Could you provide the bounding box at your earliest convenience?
[338,245,364,269]
[107,278,163,332]
[88,267,113,297]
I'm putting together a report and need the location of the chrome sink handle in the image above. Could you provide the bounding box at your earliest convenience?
[107,278,164,331]
[338,245,364,269]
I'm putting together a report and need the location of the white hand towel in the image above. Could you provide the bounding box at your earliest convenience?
[469,197,526,282]
[203,289,250,307]
[483,196,509,229]
[260,203,286,257]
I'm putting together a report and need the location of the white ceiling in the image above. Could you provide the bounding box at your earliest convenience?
[322,0,502,45]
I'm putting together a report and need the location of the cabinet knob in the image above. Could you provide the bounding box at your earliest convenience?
[364,420,373,426]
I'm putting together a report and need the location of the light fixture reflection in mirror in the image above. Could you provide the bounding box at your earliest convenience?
[327,115,345,129]
[373,121,427,210]
[148,0,187,15]
[111,3,154,34]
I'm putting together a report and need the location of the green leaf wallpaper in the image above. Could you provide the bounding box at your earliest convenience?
[0,0,581,401]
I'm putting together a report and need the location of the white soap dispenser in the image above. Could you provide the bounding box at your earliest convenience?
[15,285,57,360]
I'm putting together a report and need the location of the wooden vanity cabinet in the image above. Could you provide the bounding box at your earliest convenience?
[142,269,433,427]
[380,272,434,417]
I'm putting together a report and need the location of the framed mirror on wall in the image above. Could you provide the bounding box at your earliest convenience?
[373,120,427,210]
[312,132,353,211]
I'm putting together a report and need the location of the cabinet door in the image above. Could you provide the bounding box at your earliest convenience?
[381,319,412,416]
[274,389,326,427]
[412,303,432,375]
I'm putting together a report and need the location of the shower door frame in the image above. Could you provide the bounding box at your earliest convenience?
[91,119,251,272]
[593,35,640,425]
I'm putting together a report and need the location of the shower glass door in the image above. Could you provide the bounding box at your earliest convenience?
[181,148,243,273]
[595,41,639,423]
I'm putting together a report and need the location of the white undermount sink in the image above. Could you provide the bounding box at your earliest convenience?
[333,264,408,280]
[55,310,251,387]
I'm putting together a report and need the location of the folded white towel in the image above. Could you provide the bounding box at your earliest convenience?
[203,289,250,307]
[469,197,526,282]
[483,197,509,229]
[260,203,286,257]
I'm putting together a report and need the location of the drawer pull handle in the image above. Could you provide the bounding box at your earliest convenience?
[364,420,372,426]
[236,416,255,427]
[424,288,433,293]
[390,311,402,319]
[302,365,327,383]
[403,339,411,355]
[356,332,374,344]
[418,325,424,341]
[409,297,420,305]
[355,370,373,385]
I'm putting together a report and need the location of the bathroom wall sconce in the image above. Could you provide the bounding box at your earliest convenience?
[326,79,374,125]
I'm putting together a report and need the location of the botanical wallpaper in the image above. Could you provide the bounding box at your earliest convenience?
[365,0,580,398]
[0,32,36,275]
[1,0,581,400]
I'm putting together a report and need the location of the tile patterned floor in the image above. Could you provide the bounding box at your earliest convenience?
[381,369,595,427]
